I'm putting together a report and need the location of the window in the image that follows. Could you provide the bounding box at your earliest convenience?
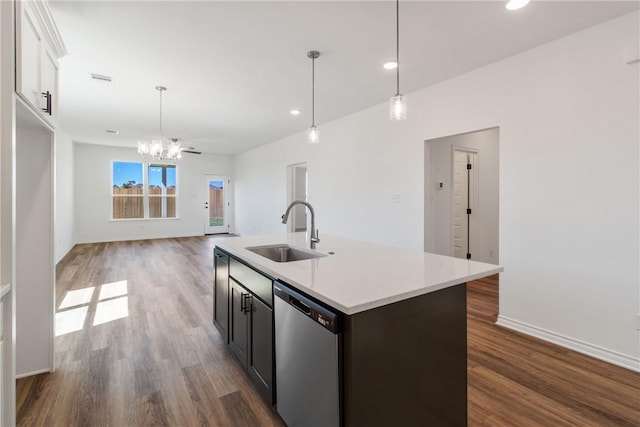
[112,161,144,219]
[148,163,177,218]
[111,161,178,220]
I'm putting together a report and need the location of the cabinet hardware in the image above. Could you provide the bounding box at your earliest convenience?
[242,293,252,313]
[41,91,52,115]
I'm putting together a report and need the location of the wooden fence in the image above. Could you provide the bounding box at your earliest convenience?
[209,187,224,225]
[113,187,177,219]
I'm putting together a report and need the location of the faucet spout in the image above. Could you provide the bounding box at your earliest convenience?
[281,200,320,249]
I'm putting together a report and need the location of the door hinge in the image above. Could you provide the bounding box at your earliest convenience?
[466,253,471,259]
[467,163,472,170]
[467,208,472,215]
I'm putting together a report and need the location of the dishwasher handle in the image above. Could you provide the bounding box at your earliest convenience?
[274,281,341,334]
[290,297,311,315]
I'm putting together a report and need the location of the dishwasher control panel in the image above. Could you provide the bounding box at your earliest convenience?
[274,282,341,334]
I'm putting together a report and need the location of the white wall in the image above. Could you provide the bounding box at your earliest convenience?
[74,143,233,243]
[16,117,54,377]
[233,12,640,370]
[234,137,310,236]
[55,131,74,262]
[426,128,499,265]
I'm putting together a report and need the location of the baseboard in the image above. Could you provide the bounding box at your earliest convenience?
[55,242,76,264]
[16,368,51,379]
[76,232,204,245]
[496,315,640,373]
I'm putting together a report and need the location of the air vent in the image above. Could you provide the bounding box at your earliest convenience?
[105,130,119,134]
[91,73,112,82]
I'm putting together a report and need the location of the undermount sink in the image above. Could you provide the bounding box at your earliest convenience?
[246,244,326,263]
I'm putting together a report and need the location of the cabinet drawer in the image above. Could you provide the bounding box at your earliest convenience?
[230,258,273,307]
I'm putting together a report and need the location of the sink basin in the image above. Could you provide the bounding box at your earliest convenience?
[246,244,326,263]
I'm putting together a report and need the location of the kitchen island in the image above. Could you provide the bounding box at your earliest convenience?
[214,233,502,426]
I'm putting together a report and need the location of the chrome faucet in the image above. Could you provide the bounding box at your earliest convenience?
[281,200,320,249]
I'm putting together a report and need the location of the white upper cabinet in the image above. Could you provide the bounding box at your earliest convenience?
[15,0,66,126]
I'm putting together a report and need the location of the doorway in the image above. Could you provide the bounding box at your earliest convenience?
[452,149,477,259]
[204,175,228,234]
[286,163,308,232]
[425,127,499,264]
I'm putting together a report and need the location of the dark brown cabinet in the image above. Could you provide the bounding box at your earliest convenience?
[214,251,275,405]
[229,278,250,368]
[213,248,229,342]
[247,295,273,402]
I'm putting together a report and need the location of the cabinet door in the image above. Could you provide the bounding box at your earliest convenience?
[213,250,229,342]
[41,46,59,121]
[229,279,249,369]
[16,3,42,110]
[248,297,274,404]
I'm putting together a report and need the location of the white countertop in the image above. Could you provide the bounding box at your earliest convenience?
[216,233,503,315]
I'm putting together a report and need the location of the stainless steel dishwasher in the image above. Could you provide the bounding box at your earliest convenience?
[274,281,341,427]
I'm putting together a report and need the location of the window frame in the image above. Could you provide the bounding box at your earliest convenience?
[147,162,178,219]
[111,160,145,220]
[110,160,179,221]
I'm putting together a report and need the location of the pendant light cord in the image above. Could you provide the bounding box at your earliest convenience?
[396,0,400,96]
[159,89,163,140]
[311,55,315,127]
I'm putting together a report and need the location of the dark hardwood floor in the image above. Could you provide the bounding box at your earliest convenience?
[16,236,640,426]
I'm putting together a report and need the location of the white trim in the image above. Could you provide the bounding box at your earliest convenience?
[15,368,50,380]
[0,284,10,300]
[29,0,67,58]
[496,315,640,373]
[54,242,74,265]
[75,231,205,245]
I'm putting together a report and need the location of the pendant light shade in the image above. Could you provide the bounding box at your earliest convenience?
[307,125,319,144]
[390,94,407,120]
[307,50,320,143]
[506,0,530,10]
[389,0,406,121]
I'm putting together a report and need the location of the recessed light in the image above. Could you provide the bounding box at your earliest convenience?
[383,61,398,70]
[105,130,119,135]
[290,109,301,116]
[506,0,529,11]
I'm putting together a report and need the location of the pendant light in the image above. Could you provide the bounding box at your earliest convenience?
[307,50,320,143]
[506,0,530,10]
[138,86,181,161]
[389,0,406,120]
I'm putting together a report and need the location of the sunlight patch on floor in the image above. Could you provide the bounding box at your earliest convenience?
[56,280,131,333]
[55,306,89,336]
[99,280,128,300]
[93,296,129,326]
[58,286,95,309]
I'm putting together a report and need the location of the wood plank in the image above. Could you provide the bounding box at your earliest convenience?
[15,238,640,426]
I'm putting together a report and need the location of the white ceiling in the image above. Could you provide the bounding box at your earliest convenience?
[50,1,639,155]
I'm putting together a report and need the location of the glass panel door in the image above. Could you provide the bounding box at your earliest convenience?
[204,175,228,234]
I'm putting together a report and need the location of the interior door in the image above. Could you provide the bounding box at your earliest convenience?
[452,150,476,259]
[287,163,307,232]
[204,175,228,234]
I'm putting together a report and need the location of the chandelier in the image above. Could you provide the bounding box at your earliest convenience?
[138,86,182,160]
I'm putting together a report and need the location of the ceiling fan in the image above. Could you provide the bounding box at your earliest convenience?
[169,138,201,155]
